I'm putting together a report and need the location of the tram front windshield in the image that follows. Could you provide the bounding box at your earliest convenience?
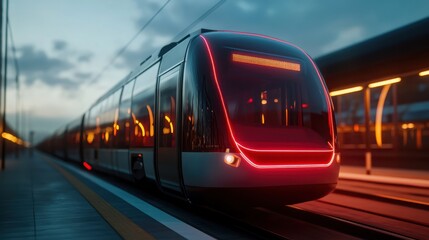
[218,51,332,149]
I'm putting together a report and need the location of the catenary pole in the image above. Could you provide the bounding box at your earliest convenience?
[1,0,8,170]
[0,0,4,170]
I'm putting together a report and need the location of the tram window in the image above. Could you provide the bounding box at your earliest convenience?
[225,53,305,128]
[101,89,121,147]
[159,68,179,148]
[116,80,135,148]
[217,49,331,144]
[130,62,159,147]
[86,104,100,147]
[182,44,232,152]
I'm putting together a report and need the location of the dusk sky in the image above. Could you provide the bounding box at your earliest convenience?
[5,0,429,142]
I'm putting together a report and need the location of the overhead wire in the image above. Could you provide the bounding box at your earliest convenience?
[90,0,172,84]
[172,0,226,41]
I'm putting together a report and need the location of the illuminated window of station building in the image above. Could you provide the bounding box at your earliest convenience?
[331,89,366,149]
[396,74,429,150]
[330,72,429,151]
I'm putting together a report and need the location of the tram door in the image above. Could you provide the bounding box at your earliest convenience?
[156,66,182,193]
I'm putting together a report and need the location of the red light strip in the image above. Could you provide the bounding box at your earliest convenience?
[239,151,335,169]
[232,53,301,71]
[200,35,335,169]
[236,143,333,152]
[236,143,334,169]
[83,161,92,171]
[200,35,237,145]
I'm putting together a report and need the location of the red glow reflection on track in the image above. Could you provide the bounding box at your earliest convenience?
[83,162,92,171]
[200,34,335,169]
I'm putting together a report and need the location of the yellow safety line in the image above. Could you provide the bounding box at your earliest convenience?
[376,193,429,207]
[45,158,155,240]
[337,187,429,206]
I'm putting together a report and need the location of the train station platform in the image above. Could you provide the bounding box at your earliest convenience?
[0,150,218,240]
[338,150,429,188]
[340,165,429,188]
[0,150,123,239]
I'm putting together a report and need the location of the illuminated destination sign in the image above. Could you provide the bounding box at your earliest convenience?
[232,53,301,72]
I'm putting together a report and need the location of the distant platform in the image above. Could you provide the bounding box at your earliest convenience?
[340,165,429,188]
[340,149,429,170]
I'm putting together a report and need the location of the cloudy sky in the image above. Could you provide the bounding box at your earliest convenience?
[5,0,429,142]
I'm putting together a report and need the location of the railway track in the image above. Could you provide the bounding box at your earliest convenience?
[198,179,429,239]
[213,204,411,239]
[292,180,429,239]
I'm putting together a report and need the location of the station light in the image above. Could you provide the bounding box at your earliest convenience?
[329,86,363,96]
[401,123,415,129]
[419,70,429,77]
[2,132,19,143]
[105,132,110,142]
[86,132,94,144]
[374,85,391,147]
[1,132,27,146]
[368,77,401,88]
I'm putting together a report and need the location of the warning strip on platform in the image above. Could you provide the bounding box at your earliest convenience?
[48,157,215,240]
[47,159,156,240]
